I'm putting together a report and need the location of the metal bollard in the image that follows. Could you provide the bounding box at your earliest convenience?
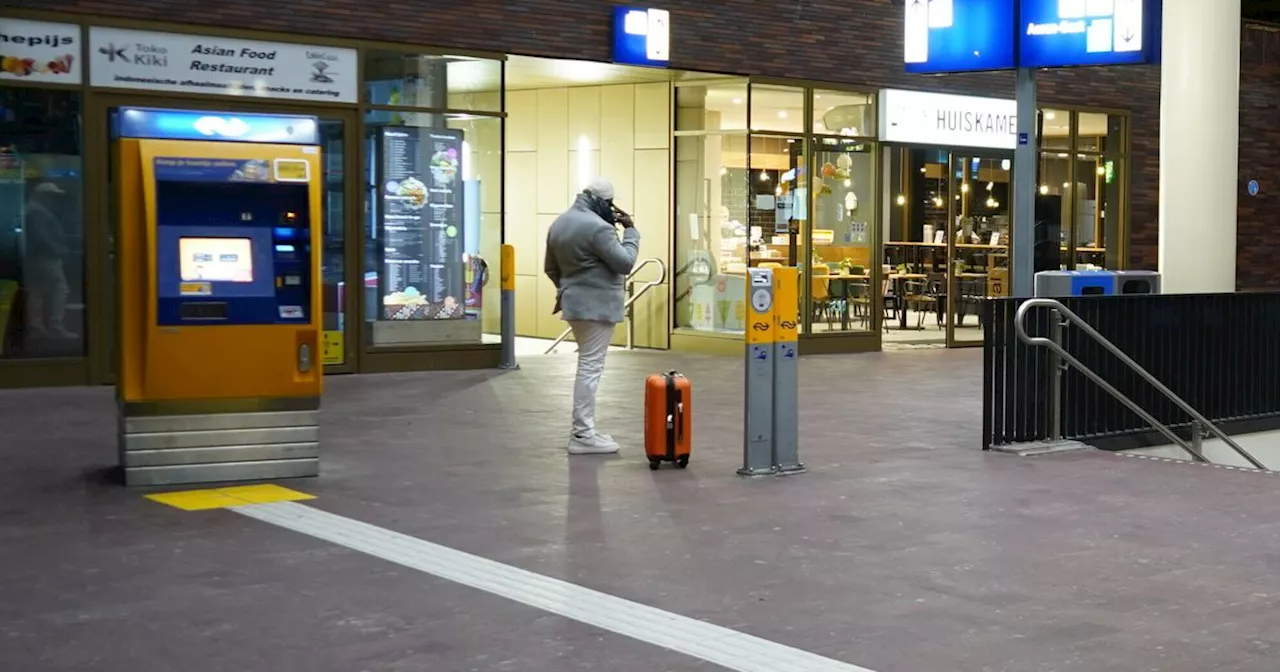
[771,267,804,474]
[740,267,776,477]
[500,244,519,370]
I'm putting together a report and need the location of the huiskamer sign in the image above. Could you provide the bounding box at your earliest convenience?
[89,26,356,103]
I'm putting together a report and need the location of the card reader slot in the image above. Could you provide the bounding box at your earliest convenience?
[179,302,229,320]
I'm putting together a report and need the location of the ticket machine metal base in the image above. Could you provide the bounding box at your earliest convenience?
[118,398,319,487]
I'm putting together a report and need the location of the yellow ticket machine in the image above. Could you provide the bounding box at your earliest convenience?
[115,108,323,486]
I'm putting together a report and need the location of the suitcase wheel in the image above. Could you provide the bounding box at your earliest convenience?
[648,459,661,470]
[676,455,689,469]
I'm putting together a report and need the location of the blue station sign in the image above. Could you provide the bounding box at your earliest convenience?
[612,7,671,68]
[113,107,320,145]
[903,0,1161,72]
[1018,0,1161,68]
[904,0,1018,74]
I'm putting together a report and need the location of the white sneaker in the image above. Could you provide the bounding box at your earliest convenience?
[568,433,621,455]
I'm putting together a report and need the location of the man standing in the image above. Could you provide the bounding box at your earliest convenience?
[23,182,74,341]
[544,178,640,455]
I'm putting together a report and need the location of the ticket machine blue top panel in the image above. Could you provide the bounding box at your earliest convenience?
[114,107,319,145]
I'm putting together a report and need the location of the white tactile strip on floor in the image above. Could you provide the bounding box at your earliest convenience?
[1115,451,1280,476]
[236,501,878,672]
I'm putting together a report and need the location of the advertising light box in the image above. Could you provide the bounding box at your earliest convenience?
[1018,0,1161,68]
[612,7,670,68]
[904,0,1017,74]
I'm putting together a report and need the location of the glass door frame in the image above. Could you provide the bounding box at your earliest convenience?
[944,150,1013,349]
[84,92,362,384]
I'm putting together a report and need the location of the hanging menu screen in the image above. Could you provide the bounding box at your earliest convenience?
[377,127,465,320]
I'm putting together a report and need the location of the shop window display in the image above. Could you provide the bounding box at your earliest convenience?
[0,88,84,359]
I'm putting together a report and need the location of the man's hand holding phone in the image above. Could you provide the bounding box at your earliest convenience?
[612,205,635,229]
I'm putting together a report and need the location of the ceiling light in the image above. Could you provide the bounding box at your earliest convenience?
[1001,159,1011,171]
[896,194,906,206]
[778,110,788,119]
[961,183,970,193]
[1096,166,1106,175]
[1045,111,1057,120]
[1039,185,1049,195]
[732,97,742,105]
[759,171,771,182]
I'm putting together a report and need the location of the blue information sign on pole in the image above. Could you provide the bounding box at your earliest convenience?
[904,0,1017,73]
[1017,0,1161,68]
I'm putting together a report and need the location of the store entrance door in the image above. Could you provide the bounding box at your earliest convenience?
[945,152,1012,348]
[88,95,360,384]
[882,146,1012,349]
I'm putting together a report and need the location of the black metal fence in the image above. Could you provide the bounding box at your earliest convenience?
[983,293,1280,450]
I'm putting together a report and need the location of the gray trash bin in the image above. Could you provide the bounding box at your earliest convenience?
[1112,270,1160,294]
[1034,270,1117,297]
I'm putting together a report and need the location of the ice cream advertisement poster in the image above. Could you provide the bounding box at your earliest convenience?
[0,19,81,84]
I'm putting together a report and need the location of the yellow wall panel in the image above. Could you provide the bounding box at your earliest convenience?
[504,152,539,276]
[634,82,671,150]
[506,90,538,153]
[536,88,569,215]
[514,274,538,336]
[567,87,603,153]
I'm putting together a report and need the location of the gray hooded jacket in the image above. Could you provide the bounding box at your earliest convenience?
[544,194,641,324]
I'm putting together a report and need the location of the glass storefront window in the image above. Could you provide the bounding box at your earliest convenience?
[1040,108,1071,150]
[364,51,502,112]
[810,137,874,333]
[1076,111,1124,154]
[673,131,749,334]
[675,79,747,133]
[0,88,84,359]
[748,84,803,134]
[363,111,501,346]
[813,90,874,137]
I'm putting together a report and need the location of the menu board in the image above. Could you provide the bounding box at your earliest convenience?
[377,127,465,320]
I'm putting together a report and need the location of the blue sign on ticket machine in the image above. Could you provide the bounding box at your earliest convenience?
[114,107,323,487]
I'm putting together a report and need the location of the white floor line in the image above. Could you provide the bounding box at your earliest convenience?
[235,501,877,672]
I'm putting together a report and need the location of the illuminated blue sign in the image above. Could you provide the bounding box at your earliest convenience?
[113,107,319,145]
[612,6,671,68]
[1018,0,1161,68]
[904,0,1017,74]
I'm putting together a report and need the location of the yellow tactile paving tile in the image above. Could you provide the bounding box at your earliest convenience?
[146,484,315,511]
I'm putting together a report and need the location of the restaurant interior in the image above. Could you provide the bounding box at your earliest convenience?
[673,80,1126,349]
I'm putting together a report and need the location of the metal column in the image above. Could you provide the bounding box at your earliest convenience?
[771,267,804,474]
[499,244,518,370]
[740,268,775,477]
[1011,67,1038,298]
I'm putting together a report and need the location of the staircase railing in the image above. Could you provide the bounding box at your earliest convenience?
[1014,298,1266,469]
[544,258,667,354]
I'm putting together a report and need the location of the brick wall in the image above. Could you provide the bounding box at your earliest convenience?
[1238,24,1280,289]
[14,0,1275,285]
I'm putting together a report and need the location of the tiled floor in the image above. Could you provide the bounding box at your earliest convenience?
[3,348,1280,671]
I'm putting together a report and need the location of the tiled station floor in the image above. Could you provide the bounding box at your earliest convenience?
[4,348,1280,671]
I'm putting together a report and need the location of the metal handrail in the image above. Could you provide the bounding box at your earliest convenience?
[1014,298,1266,469]
[544,258,668,354]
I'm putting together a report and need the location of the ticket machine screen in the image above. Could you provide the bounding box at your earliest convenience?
[179,238,255,283]
[153,158,312,326]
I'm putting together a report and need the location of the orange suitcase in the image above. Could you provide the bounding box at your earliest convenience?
[644,371,692,470]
